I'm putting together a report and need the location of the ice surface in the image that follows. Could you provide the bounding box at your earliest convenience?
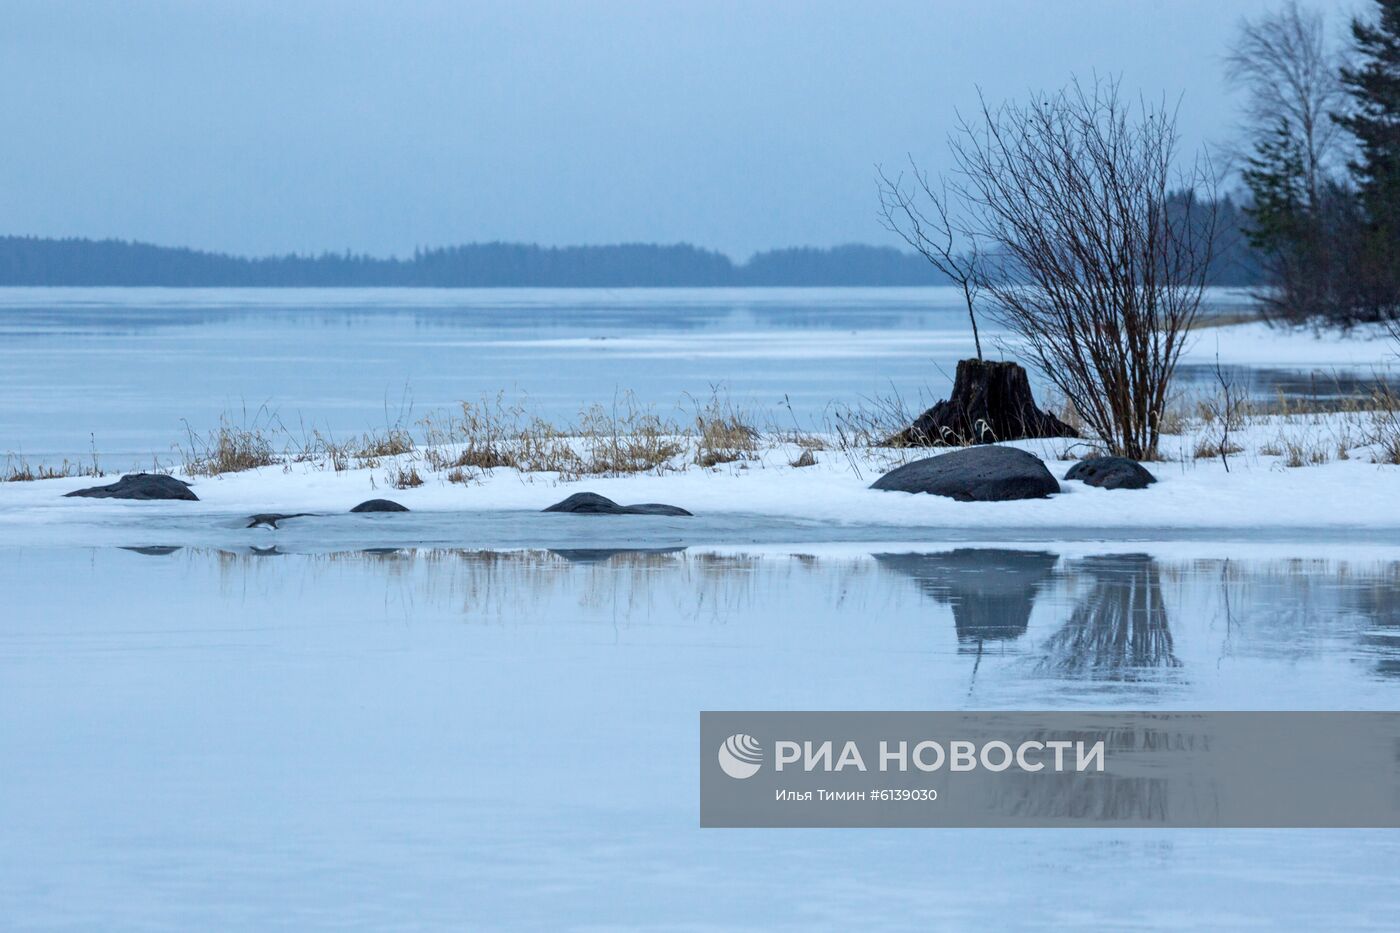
[2,544,1399,928]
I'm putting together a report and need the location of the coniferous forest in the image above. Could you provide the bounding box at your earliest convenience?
[0,197,1259,288]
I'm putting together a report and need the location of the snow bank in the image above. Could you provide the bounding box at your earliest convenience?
[3,416,1398,542]
[1185,321,1398,370]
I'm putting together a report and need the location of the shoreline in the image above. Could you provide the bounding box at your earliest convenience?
[4,415,1399,543]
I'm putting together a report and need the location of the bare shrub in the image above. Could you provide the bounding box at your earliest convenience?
[944,77,1217,460]
[1363,387,1400,464]
[1199,356,1246,471]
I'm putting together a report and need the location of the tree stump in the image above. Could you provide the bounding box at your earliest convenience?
[882,358,1078,447]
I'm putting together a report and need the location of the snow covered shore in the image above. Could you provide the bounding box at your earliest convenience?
[3,413,1398,540]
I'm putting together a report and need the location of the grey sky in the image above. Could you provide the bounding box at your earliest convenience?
[0,0,1348,258]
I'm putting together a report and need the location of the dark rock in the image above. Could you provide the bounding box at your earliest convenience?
[350,498,409,513]
[623,503,694,516]
[542,492,692,516]
[870,445,1059,501]
[883,358,1077,447]
[1064,456,1157,490]
[64,473,198,501]
[247,512,313,529]
[549,547,686,564]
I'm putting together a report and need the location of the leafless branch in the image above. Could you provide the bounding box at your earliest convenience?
[943,76,1217,459]
[878,159,985,359]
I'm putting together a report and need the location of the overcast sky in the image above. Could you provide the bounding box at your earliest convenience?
[0,0,1351,258]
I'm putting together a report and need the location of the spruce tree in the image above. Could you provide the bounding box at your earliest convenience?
[1336,0,1400,316]
[1242,119,1311,255]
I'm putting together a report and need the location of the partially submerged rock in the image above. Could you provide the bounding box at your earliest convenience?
[542,492,692,516]
[870,445,1059,502]
[65,473,198,501]
[1065,457,1157,490]
[549,547,686,564]
[350,498,409,513]
[247,512,313,529]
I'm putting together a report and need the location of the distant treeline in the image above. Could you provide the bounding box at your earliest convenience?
[0,209,1261,287]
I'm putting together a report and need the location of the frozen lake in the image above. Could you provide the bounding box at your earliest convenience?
[0,285,1318,464]
[2,542,1399,928]
[4,286,1399,929]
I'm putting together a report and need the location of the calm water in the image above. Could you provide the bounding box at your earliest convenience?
[2,543,1398,928]
[0,286,1272,464]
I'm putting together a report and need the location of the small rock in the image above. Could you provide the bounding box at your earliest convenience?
[870,446,1059,502]
[350,498,409,513]
[549,547,686,564]
[1064,456,1157,490]
[247,512,313,529]
[65,473,198,501]
[790,449,817,468]
[542,491,692,516]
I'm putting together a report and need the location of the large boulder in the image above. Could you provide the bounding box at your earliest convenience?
[543,492,692,516]
[64,473,198,501]
[350,498,409,513]
[870,446,1059,502]
[1064,457,1156,490]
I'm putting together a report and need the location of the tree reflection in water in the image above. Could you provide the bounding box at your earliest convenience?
[1039,554,1181,680]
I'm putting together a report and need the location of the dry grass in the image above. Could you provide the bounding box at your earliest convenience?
[1192,438,1245,460]
[692,394,759,467]
[576,401,686,475]
[354,427,415,462]
[388,463,424,489]
[17,372,1400,491]
[284,391,690,483]
[3,455,103,483]
[419,393,685,480]
[420,395,520,473]
[181,414,281,477]
[1282,440,1331,468]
